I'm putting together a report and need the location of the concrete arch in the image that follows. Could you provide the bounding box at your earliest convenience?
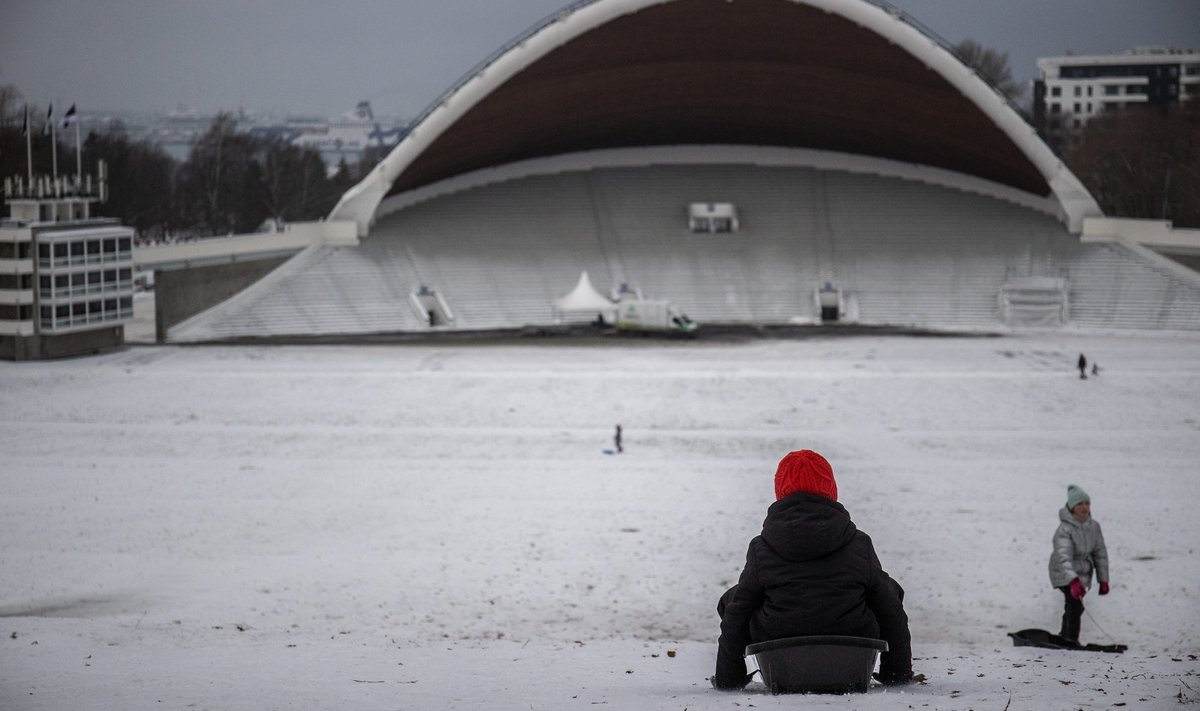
[331,0,1101,235]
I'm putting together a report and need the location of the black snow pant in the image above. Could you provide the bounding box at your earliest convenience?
[1058,585,1084,643]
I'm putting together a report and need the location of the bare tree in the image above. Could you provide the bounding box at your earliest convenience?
[1066,102,1200,228]
[256,140,333,224]
[83,127,177,237]
[955,39,1025,106]
[0,82,21,129]
[176,113,262,234]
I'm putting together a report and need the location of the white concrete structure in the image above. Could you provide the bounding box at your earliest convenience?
[164,0,1200,341]
[331,0,1101,235]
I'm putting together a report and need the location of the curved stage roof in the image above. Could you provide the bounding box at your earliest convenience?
[331,0,1101,235]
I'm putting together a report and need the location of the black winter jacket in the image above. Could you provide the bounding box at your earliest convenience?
[714,492,912,689]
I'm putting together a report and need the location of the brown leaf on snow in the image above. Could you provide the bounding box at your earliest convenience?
[1058,679,1072,685]
[667,650,677,658]
[913,673,928,684]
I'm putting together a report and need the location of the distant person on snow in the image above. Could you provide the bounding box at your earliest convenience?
[712,450,913,690]
[1049,484,1110,645]
[1078,353,1088,379]
[614,424,623,454]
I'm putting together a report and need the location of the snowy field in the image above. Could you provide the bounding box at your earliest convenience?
[2,333,1199,710]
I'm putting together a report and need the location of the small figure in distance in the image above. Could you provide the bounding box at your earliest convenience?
[712,450,913,690]
[1091,362,1100,377]
[1049,484,1111,645]
[614,424,623,454]
[1078,353,1088,380]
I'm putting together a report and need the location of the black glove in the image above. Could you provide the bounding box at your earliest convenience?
[710,672,755,690]
[874,669,914,686]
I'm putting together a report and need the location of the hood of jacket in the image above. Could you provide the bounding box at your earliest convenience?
[761,492,858,562]
[1059,506,1086,527]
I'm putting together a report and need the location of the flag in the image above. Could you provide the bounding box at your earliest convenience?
[60,103,77,129]
[21,105,28,136]
[43,104,53,136]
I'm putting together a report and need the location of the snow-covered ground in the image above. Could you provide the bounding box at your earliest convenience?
[2,334,1198,710]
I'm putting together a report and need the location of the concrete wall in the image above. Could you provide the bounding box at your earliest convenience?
[1164,253,1200,274]
[155,256,291,342]
[1,326,123,361]
[134,220,358,271]
[1082,217,1200,253]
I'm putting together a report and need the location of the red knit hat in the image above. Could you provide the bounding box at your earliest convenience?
[774,450,837,501]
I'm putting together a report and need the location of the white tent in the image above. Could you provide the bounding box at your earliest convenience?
[553,271,615,322]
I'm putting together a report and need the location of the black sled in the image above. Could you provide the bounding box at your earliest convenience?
[1008,628,1126,654]
[745,635,888,693]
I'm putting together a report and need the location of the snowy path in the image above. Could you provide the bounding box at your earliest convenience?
[2,334,1198,709]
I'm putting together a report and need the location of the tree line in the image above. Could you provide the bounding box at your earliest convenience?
[3,74,1198,231]
[1,84,375,239]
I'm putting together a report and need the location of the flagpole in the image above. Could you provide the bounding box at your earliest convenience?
[51,118,59,183]
[25,106,33,186]
[75,115,82,187]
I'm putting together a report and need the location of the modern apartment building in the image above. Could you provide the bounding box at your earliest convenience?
[1033,47,1200,148]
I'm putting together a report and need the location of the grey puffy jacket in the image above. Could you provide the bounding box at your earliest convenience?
[1048,507,1109,589]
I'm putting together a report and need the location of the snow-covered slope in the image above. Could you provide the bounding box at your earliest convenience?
[2,334,1198,709]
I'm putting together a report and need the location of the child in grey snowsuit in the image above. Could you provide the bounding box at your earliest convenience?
[1048,484,1111,643]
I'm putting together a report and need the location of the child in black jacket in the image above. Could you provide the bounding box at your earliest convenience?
[713,450,913,690]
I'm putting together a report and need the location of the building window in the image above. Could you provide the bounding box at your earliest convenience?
[1074,102,1082,113]
[1050,103,1061,114]
[688,203,739,233]
[1105,85,1120,95]
[1050,86,1062,97]
[1074,86,1082,97]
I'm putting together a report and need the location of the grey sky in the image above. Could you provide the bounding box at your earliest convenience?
[2,0,1198,119]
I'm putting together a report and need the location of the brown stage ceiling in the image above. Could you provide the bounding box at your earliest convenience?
[386,0,1049,199]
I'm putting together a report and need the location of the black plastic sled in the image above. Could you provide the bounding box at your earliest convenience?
[745,635,888,694]
[1008,628,1127,654]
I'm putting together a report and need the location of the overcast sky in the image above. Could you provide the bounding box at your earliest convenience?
[2,0,1198,119]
